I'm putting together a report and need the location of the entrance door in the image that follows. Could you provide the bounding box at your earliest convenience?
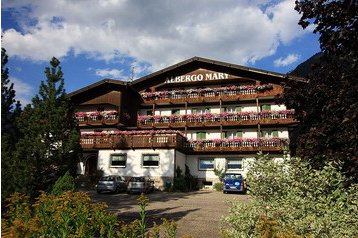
[85,155,98,176]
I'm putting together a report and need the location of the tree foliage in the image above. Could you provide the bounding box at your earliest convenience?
[222,155,358,238]
[1,48,30,202]
[16,57,82,193]
[281,1,358,180]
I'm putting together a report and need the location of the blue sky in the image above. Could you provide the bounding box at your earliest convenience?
[1,0,320,106]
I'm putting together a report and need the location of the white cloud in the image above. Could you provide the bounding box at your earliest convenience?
[10,77,34,106]
[274,53,300,67]
[95,68,125,79]
[2,0,309,70]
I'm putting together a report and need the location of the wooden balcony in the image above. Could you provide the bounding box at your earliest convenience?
[137,111,296,128]
[142,86,283,104]
[76,115,120,126]
[80,133,188,152]
[187,139,287,153]
[80,132,288,153]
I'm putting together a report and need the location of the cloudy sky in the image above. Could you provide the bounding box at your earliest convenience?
[2,0,320,105]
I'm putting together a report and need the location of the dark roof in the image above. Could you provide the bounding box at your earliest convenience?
[68,79,128,97]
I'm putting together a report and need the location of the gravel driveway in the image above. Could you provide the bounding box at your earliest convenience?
[89,190,250,238]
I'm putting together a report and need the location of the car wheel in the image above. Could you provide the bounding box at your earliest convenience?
[223,190,227,194]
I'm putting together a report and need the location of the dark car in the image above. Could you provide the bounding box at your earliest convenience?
[96,175,127,194]
[127,176,154,194]
[222,173,246,194]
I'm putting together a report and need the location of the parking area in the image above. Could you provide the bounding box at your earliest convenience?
[89,190,250,238]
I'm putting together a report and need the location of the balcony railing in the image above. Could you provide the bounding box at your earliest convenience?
[80,130,188,151]
[187,138,288,152]
[137,110,296,128]
[141,84,283,104]
[75,111,119,126]
[80,131,288,153]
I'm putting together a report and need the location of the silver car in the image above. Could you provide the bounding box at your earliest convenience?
[96,175,127,194]
[127,176,154,194]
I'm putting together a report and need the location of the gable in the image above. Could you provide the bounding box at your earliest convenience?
[131,57,305,91]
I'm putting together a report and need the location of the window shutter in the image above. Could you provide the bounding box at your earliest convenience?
[272,130,279,137]
[235,106,242,112]
[222,131,226,139]
[236,131,243,138]
[197,132,206,140]
[261,104,271,111]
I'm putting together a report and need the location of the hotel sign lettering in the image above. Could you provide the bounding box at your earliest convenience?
[165,72,229,84]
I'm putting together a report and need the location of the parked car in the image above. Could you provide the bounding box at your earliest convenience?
[96,175,127,194]
[127,176,154,194]
[222,173,246,194]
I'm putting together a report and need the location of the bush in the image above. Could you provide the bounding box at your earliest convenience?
[221,155,358,238]
[213,182,223,191]
[2,191,117,238]
[50,171,75,196]
[2,192,187,238]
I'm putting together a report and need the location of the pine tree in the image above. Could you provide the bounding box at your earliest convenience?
[16,57,82,192]
[1,48,29,202]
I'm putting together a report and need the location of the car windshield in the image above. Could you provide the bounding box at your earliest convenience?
[130,177,145,182]
[100,176,115,181]
[223,174,242,180]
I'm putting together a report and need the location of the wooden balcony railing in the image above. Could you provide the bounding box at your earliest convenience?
[76,115,119,126]
[80,132,188,152]
[80,131,288,153]
[137,110,296,128]
[141,84,283,104]
[187,138,288,152]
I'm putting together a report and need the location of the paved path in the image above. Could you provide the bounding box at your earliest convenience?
[89,190,250,238]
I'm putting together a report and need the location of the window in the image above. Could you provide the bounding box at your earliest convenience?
[110,154,127,167]
[196,132,206,140]
[146,110,153,116]
[199,158,215,170]
[227,159,243,170]
[142,154,159,167]
[222,106,240,113]
[260,130,279,138]
[192,108,210,114]
[223,131,243,139]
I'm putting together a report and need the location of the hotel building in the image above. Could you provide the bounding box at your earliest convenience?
[69,57,301,189]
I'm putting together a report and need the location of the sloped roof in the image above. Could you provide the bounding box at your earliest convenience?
[68,79,128,98]
[68,56,307,97]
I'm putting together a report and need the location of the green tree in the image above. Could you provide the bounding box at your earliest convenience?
[281,1,358,181]
[1,48,30,202]
[16,57,82,193]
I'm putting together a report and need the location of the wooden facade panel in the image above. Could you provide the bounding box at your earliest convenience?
[79,91,121,106]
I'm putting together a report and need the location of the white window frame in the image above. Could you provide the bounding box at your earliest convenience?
[198,158,215,171]
[226,158,243,170]
[142,154,160,167]
[110,154,127,168]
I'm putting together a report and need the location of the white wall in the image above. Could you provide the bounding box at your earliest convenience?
[186,154,276,181]
[271,104,286,111]
[97,149,175,178]
[175,151,187,172]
